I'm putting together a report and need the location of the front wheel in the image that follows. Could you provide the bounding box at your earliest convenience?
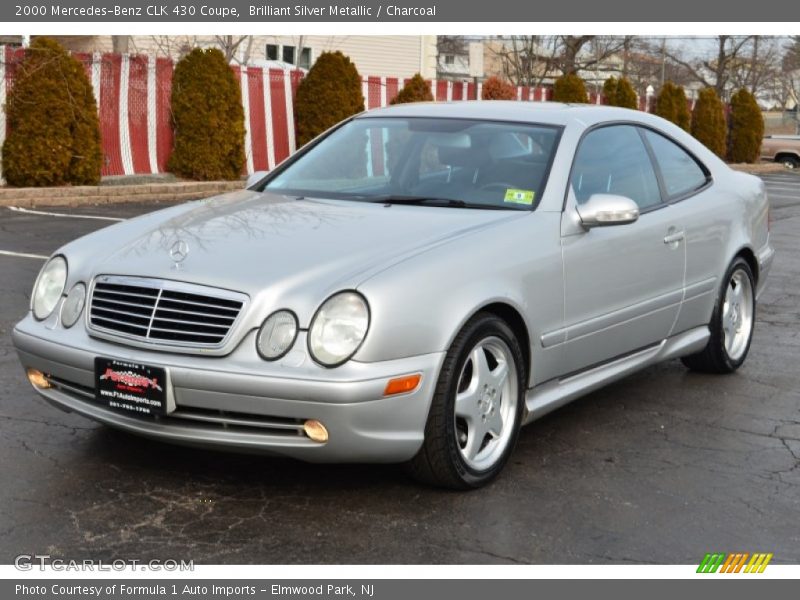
[406,313,525,489]
[681,257,756,374]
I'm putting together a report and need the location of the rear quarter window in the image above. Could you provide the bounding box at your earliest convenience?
[643,129,709,199]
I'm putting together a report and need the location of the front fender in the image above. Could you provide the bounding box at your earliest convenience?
[353,212,564,384]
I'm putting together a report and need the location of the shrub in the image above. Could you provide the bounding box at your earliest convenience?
[602,77,618,105]
[294,51,364,147]
[481,76,516,100]
[655,82,691,131]
[2,37,102,187]
[604,77,637,109]
[168,48,245,180]
[728,88,764,163]
[553,73,588,103]
[691,88,727,158]
[391,73,434,104]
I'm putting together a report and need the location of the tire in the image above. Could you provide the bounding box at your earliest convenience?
[681,257,756,374]
[405,312,526,489]
[777,155,798,169]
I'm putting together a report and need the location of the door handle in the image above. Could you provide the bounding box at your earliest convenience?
[664,230,685,245]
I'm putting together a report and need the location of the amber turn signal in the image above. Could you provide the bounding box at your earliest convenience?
[303,419,329,443]
[26,368,51,389]
[383,374,422,396]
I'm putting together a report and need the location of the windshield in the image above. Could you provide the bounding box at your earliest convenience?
[261,117,561,210]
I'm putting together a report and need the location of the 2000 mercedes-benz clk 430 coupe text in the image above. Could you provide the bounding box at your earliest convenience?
[13,102,774,488]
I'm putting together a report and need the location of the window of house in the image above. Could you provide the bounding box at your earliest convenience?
[298,47,312,70]
[266,44,279,61]
[444,55,455,65]
[282,45,295,65]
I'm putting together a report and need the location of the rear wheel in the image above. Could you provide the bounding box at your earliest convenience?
[681,258,755,374]
[406,313,525,489]
[777,155,798,169]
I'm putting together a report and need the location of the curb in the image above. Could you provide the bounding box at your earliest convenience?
[729,163,797,175]
[0,181,245,208]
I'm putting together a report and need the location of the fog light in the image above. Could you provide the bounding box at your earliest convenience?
[27,368,50,389]
[384,374,422,396]
[303,419,328,443]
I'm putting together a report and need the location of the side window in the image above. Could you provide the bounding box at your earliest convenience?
[571,125,662,210]
[643,129,709,198]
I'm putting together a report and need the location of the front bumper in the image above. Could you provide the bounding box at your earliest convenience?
[12,317,444,463]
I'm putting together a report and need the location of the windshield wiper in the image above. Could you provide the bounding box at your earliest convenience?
[365,195,509,210]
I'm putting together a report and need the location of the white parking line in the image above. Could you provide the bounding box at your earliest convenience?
[7,206,125,222]
[0,250,47,260]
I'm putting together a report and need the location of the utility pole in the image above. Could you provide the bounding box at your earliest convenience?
[660,38,667,88]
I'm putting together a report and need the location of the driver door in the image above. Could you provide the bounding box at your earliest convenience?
[559,125,685,374]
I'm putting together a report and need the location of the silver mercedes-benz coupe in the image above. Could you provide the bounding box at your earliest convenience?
[13,102,774,488]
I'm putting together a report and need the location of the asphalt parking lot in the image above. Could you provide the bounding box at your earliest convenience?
[1,173,799,565]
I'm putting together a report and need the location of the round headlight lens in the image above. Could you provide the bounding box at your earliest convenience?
[257,310,298,360]
[308,292,369,367]
[60,283,86,328]
[32,256,67,320]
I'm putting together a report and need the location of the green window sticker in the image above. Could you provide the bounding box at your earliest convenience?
[504,189,535,205]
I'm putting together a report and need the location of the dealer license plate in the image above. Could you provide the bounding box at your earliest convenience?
[95,357,167,417]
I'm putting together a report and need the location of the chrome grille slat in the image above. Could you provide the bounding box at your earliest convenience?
[156,298,241,313]
[91,315,149,330]
[92,306,153,321]
[154,305,237,320]
[148,326,225,337]
[88,276,247,349]
[92,298,155,314]
[93,289,160,302]
[150,315,232,328]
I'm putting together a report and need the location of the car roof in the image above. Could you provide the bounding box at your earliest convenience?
[357,100,655,128]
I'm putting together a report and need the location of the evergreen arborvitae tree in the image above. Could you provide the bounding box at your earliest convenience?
[2,37,102,186]
[391,73,434,104]
[728,88,764,163]
[553,73,588,103]
[691,87,727,158]
[168,48,245,180]
[294,51,364,147]
[655,81,691,131]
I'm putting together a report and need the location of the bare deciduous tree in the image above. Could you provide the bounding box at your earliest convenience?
[213,35,254,64]
[665,35,754,98]
[437,35,468,57]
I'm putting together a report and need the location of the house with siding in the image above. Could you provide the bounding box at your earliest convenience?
[18,35,439,79]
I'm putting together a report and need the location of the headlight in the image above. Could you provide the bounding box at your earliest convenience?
[256,310,298,360]
[32,256,67,320]
[308,291,369,367]
[60,283,86,328]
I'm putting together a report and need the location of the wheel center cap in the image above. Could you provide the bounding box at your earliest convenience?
[478,385,498,417]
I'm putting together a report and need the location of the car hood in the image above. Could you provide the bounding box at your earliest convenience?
[64,190,523,317]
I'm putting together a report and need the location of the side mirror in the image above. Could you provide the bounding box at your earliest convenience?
[576,194,639,228]
[245,170,269,189]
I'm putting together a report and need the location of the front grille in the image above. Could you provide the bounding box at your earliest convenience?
[45,374,305,437]
[89,276,247,347]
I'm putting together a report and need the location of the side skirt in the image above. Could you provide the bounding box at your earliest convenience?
[522,325,710,425]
